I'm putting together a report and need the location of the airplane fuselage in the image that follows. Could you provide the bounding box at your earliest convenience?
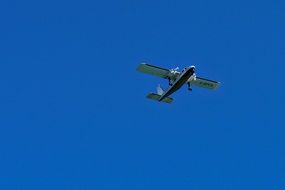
[159,66,195,101]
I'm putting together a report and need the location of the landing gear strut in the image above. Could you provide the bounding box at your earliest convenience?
[187,82,192,91]
[168,77,173,86]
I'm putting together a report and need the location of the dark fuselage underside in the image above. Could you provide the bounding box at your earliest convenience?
[159,67,194,101]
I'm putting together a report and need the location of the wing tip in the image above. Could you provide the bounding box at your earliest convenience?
[214,82,221,89]
[136,63,146,72]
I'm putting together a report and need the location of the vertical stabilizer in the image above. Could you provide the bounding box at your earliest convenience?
[156,84,164,95]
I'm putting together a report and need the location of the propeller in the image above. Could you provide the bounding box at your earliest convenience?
[170,67,179,71]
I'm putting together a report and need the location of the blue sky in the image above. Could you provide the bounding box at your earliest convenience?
[0,0,284,189]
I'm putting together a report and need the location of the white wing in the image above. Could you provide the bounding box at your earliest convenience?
[191,77,220,90]
[137,63,179,80]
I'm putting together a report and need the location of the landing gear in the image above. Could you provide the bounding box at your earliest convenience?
[187,82,192,91]
[168,77,173,86]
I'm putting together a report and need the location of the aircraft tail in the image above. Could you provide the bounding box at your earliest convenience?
[146,93,173,103]
[156,84,164,95]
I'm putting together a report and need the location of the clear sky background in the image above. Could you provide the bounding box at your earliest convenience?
[0,0,284,189]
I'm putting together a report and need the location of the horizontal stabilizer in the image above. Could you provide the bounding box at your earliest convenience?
[146,93,173,103]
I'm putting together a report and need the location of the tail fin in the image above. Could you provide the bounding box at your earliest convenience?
[156,84,164,95]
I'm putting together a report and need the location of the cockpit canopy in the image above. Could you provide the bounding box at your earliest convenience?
[182,66,195,73]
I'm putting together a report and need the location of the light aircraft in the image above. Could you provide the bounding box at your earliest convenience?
[137,63,220,103]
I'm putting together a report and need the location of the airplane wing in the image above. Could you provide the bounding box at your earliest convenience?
[137,63,179,80]
[191,77,220,90]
